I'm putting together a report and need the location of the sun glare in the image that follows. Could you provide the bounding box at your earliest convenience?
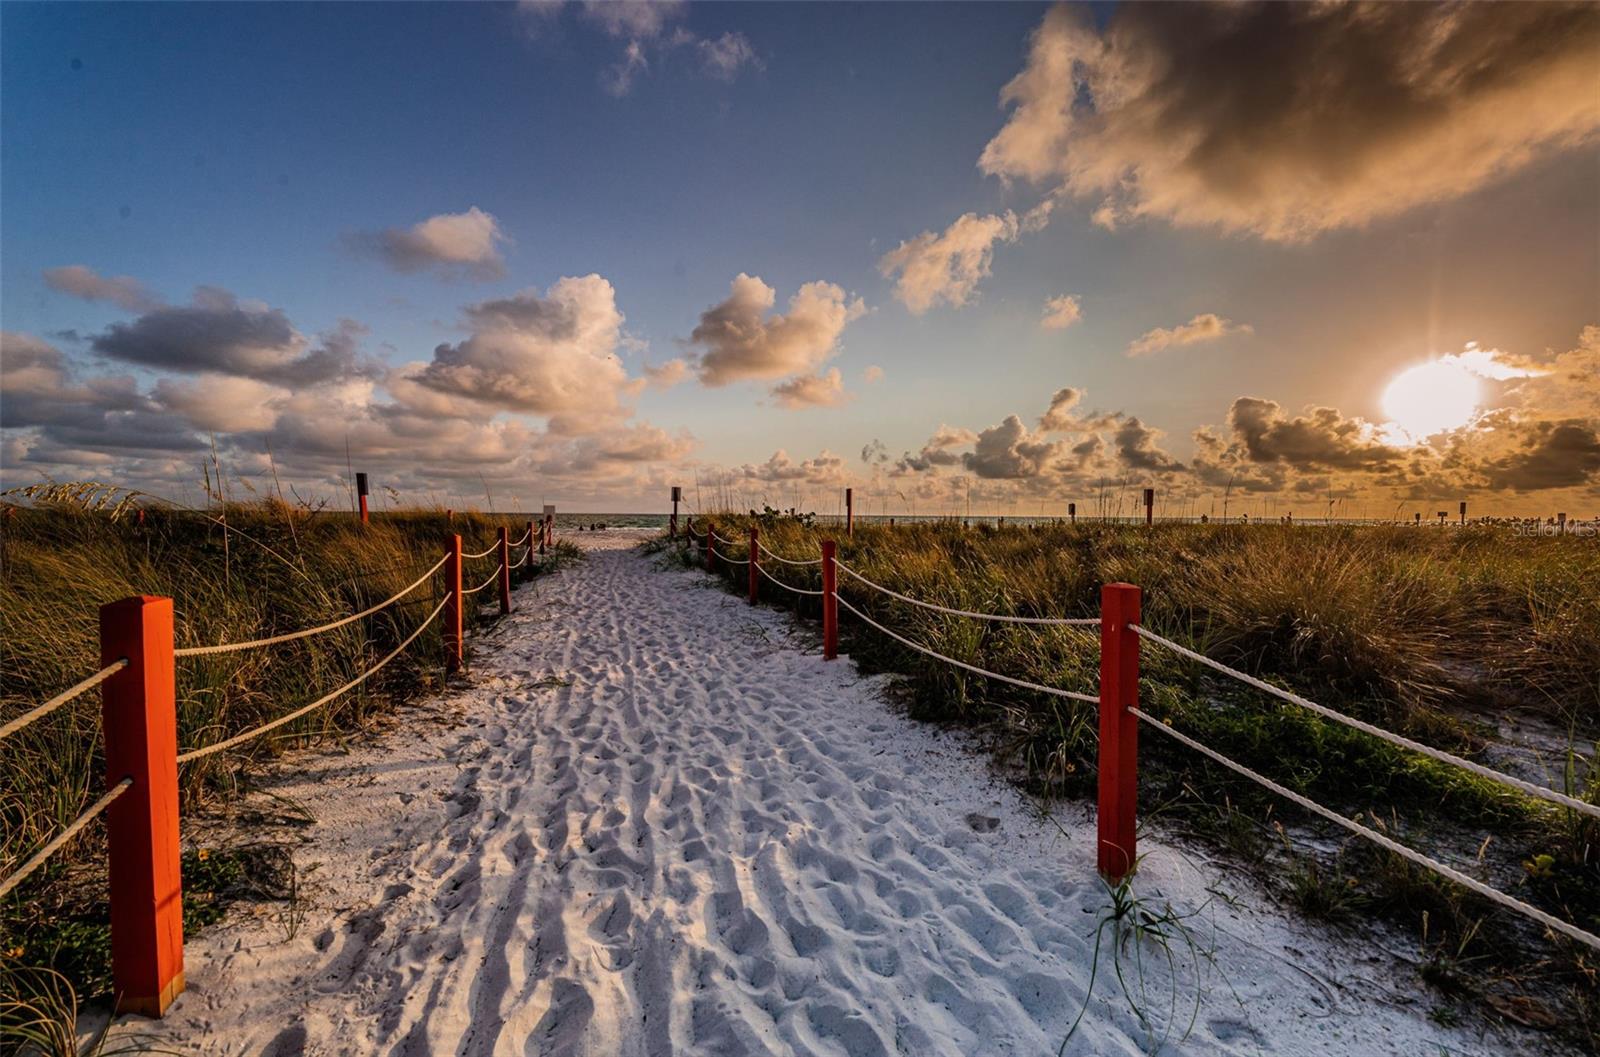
[1381,360,1481,439]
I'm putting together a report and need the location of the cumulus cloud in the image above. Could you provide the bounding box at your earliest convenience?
[896,424,977,473]
[878,211,1021,314]
[1228,397,1400,470]
[642,358,689,390]
[963,415,1068,479]
[690,274,865,386]
[980,3,1600,242]
[0,332,202,461]
[741,449,846,485]
[1126,313,1250,357]
[1038,387,1083,431]
[1479,421,1600,492]
[551,422,696,472]
[350,207,507,279]
[771,368,851,409]
[89,290,375,386]
[43,265,163,312]
[1113,417,1183,473]
[412,274,634,429]
[151,375,288,433]
[862,365,884,384]
[1041,294,1082,330]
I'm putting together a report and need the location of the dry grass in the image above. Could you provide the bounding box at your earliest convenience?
[677,513,1600,1046]
[0,497,577,1007]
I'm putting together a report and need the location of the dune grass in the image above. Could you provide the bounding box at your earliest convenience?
[0,497,579,1016]
[675,513,1600,1044]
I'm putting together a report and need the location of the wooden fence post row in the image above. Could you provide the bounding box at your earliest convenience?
[1097,582,1141,881]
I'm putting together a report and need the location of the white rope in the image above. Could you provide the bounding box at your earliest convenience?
[463,543,498,560]
[757,540,822,566]
[835,594,1099,704]
[461,566,504,597]
[0,777,132,899]
[177,594,452,764]
[835,560,1101,628]
[720,556,750,565]
[1130,625,1600,821]
[687,526,705,540]
[1130,707,1600,953]
[509,550,532,570]
[711,530,740,547]
[756,562,824,596]
[512,528,532,547]
[0,659,129,742]
[176,554,449,657]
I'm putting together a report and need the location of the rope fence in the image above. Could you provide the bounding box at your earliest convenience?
[0,521,548,1016]
[756,561,824,596]
[175,554,449,658]
[0,658,128,743]
[834,595,1099,704]
[757,541,822,566]
[1130,624,1600,821]
[1132,707,1600,952]
[688,521,1600,959]
[0,778,133,901]
[837,560,1101,628]
[177,594,453,764]
[461,565,506,597]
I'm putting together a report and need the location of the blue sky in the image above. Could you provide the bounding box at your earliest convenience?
[3,2,1597,514]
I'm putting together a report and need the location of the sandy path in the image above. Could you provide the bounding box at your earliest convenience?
[127,532,1547,1056]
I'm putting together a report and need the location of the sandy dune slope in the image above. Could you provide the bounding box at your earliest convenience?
[124,531,1552,1056]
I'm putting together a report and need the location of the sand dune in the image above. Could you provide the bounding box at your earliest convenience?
[125,532,1554,1055]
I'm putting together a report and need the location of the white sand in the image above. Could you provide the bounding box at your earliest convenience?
[122,532,1559,1055]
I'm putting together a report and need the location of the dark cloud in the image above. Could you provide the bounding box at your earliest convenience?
[1113,417,1184,473]
[90,291,374,386]
[962,416,1066,479]
[1482,421,1600,491]
[1228,397,1400,470]
[895,424,977,474]
[983,3,1600,241]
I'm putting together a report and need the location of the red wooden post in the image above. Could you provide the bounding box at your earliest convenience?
[544,515,554,549]
[446,508,454,522]
[99,595,184,1017]
[1143,488,1154,526]
[822,539,838,660]
[497,527,512,615]
[845,488,854,537]
[748,526,759,603]
[1097,583,1141,881]
[356,472,369,525]
[444,535,463,672]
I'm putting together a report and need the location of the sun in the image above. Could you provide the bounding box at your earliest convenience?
[1381,360,1481,439]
